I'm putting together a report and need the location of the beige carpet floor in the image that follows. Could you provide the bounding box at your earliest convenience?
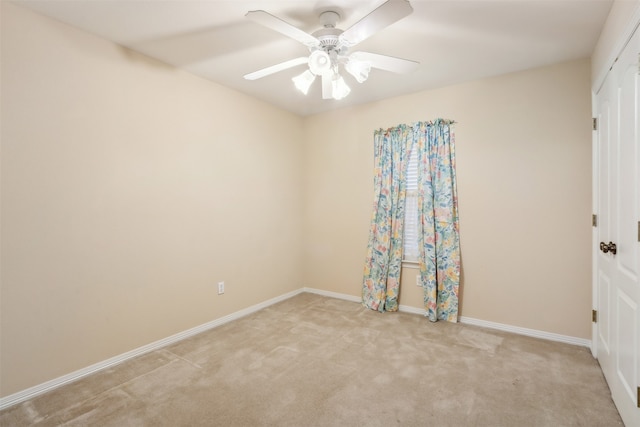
[0,293,623,426]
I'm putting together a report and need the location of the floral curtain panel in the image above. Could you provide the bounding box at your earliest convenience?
[415,121,460,322]
[361,125,413,312]
[362,119,460,322]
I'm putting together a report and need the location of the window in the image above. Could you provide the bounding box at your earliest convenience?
[403,147,419,262]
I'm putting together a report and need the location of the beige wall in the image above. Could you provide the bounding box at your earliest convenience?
[303,59,593,339]
[0,3,304,397]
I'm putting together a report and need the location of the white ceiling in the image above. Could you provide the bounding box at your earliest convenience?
[13,0,613,116]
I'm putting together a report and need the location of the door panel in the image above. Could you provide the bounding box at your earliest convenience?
[597,61,614,375]
[616,289,637,403]
[599,272,611,353]
[618,55,639,278]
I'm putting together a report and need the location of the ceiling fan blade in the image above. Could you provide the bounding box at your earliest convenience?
[244,57,309,80]
[322,73,332,99]
[339,0,413,48]
[246,10,320,48]
[350,51,419,74]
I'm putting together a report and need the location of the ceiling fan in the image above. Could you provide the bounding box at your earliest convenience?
[243,0,419,100]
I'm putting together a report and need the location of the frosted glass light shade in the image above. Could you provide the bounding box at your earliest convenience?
[309,50,331,75]
[345,58,371,83]
[331,74,351,100]
[292,70,316,95]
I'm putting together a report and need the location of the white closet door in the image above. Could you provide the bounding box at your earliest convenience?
[595,27,640,427]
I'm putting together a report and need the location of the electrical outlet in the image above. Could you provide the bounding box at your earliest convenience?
[416,275,421,287]
[217,281,225,295]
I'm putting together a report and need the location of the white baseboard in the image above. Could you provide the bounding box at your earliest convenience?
[0,288,304,411]
[304,287,591,348]
[458,316,591,348]
[303,287,361,303]
[1,286,590,410]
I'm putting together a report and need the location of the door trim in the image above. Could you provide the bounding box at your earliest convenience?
[593,5,640,94]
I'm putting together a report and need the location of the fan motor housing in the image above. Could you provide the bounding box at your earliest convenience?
[313,28,342,49]
[313,10,343,51]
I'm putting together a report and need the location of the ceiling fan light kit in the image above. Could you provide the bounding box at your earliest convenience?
[331,73,351,100]
[345,58,372,83]
[292,70,316,95]
[308,50,332,75]
[244,0,419,101]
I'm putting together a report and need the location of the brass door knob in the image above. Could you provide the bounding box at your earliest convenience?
[599,241,617,255]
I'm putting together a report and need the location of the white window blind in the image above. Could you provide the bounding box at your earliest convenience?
[403,147,419,262]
